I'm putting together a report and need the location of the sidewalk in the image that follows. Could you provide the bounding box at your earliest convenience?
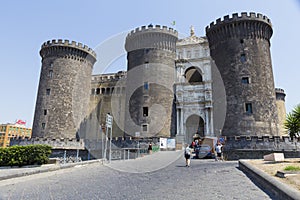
[239,160,300,200]
[0,159,101,181]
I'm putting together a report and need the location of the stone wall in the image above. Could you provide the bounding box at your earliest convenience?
[224,136,300,150]
[10,137,85,149]
[225,150,300,160]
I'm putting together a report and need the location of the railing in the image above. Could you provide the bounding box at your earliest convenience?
[109,148,149,160]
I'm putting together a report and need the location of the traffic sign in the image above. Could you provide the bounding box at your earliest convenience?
[106,114,113,128]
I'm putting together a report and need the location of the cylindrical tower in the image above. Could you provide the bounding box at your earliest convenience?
[32,39,97,138]
[275,88,287,136]
[124,25,178,137]
[206,12,278,136]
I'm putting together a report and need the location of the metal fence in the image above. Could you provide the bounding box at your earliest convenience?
[52,136,161,164]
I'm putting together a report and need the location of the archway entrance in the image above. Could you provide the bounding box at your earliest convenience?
[186,115,204,143]
[185,67,203,84]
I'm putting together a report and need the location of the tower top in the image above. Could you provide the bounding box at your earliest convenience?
[125,25,178,53]
[205,12,272,32]
[206,12,273,45]
[275,88,286,101]
[41,39,97,59]
[126,24,178,38]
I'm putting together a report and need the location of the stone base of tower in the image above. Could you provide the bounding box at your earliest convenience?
[223,136,300,160]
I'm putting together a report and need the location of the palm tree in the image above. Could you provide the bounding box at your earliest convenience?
[293,104,300,120]
[284,105,300,139]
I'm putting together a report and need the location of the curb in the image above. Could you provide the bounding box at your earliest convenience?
[239,160,300,200]
[0,159,103,181]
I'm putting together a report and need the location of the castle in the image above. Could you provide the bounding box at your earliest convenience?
[15,12,299,159]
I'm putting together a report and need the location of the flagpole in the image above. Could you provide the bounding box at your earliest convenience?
[171,20,176,30]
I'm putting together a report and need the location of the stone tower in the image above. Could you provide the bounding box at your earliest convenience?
[206,12,279,136]
[124,25,178,137]
[32,39,97,139]
[275,88,287,136]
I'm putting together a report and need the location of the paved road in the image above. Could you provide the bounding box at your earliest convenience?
[0,151,273,200]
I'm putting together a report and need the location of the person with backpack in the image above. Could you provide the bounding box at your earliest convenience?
[184,144,191,167]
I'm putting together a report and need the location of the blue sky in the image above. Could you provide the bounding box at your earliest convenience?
[0,0,299,127]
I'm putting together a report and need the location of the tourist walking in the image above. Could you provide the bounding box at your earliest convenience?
[215,142,223,161]
[184,144,191,167]
[148,143,152,154]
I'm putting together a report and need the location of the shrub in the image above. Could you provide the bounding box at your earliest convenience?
[284,165,300,171]
[0,144,52,167]
[152,145,160,152]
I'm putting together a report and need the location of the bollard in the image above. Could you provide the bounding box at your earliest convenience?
[76,149,79,162]
[63,150,66,164]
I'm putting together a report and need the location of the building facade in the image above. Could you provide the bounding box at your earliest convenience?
[175,27,213,144]
[0,123,32,148]
[32,12,286,145]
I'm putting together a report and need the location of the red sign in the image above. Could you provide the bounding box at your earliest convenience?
[16,120,26,125]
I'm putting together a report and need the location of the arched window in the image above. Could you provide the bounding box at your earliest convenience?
[96,88,100,95]
[185,67,203,84]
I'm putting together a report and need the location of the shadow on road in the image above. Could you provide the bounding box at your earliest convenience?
[175,165,188,168]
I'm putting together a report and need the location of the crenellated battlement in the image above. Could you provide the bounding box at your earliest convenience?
[10,137,85,149]
[275,88,286,101]
[206,12,273,43]
[224,135,300,151]
[125,25,178,53]
[92,71,127,83]
[206,12,271,31]
[41,39,97,60]
[275,88,285,94]
[127,24,178,38]
[226,135,299,142]
[224,135,300,159]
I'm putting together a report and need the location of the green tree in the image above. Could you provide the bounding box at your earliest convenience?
[284,105,300,139]
[293,104,300,120]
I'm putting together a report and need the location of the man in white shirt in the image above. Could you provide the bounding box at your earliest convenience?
[215,142,223,161]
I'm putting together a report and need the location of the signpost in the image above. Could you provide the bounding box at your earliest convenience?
[100,124,104,163]
[106,114,113,163]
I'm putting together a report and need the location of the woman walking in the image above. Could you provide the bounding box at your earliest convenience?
[184,144,191,167]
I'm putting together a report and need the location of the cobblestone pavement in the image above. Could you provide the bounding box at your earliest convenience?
[0,151,274,200]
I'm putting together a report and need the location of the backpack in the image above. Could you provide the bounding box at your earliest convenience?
[185,148,190,155]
